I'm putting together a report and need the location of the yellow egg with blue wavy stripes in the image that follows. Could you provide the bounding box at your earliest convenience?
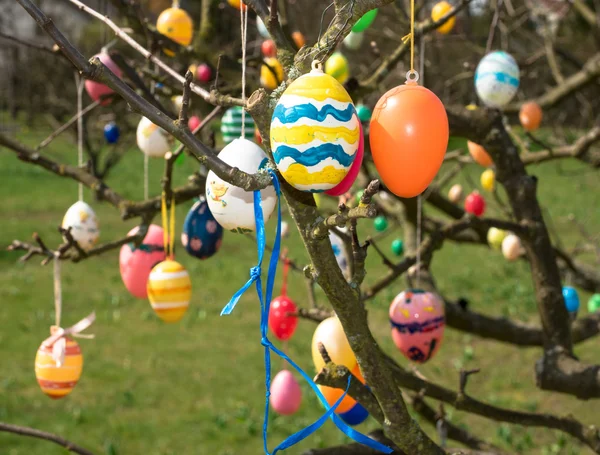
[156,7,193,56]
[270,66,360,192]
[147,259,192,323]
[325,52,349,84]
[35,337,83,399]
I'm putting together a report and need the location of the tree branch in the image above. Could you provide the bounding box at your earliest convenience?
[0,422,95,455]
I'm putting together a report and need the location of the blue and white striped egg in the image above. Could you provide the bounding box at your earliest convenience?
[475,51,520,108]
[270,68,360,192]
[181,199,223,259]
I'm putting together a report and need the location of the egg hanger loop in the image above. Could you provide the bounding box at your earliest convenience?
[406,69,420,84]
[311,60,323,72]
[172,0,181,8]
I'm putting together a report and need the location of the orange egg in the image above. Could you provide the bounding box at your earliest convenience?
[467,141,493,167]
[227,0,247,10]
[519,101,543,132]
[34,337,83,399]
[370,82,449,198]
[318,384,357,414]
[431,1,455,34]
[292,31,306,48]
[351,364,365,384]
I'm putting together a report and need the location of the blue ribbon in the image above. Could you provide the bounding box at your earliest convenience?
[221,168,393,455]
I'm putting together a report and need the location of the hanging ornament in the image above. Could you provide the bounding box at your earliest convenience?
[325,123,364,196]
[172,95,184,111]
[352,9,378,32]
[389,290,445,363]
[292,31,306,48]
[61,201,99,251]
[260,57,284,90]
[475,51,520,108]
[221,106,255,144]
[339,402,369,426]
[312,316,357,372]
[467,141,493,167]
[519,101,543,132]
[268,258,298,340]
[256,16,270,38]
[281,221,290,238]
[344,31,364,50]
[480,169,495,191]
[103,122,120,144]
[270,370,302,415]
[156,6,194,56]
[325,52,350,84]
[271,62,359,192]
[329,230,350,279]
[181,198,224,259]
[587,294,600,313]
[355,104,372,123]
[448,183,463,203]
[562,286,580,317]
[119,224,167,299]
[502,233,523,261]
[487,227,507,250]
[85,52,122,105]
[188,115,202,131]
[205,138,276,233]
[355,190,364,204]
[137,116,172,157]
[391,238,404,256]
[147,259,192,323]
[374,216,388,232]
[228,0,247,10]
[431,1,456,34]
[469,0,488,16]
[195,63,212,83]
[261,39,277,57]
[464,191,485,216]
[318,364,365,416]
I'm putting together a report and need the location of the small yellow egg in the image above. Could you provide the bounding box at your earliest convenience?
[480,169,495,192]
[431,1,455,35]
[260,57,284,90]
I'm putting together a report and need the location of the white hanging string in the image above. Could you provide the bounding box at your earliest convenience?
[416,194,422,288]
[53,255,62,328]
[144,152,149,200]
[76,74,84,202]
[239,4,249,138]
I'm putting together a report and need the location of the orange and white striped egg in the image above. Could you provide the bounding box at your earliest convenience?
[34,337,83,399]
[147,259,192,323]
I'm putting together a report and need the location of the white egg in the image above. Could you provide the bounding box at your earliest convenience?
[448,184,463,203]
[469,0,488,16]
[61,201,100,251]
[281,221,290,238]
[329,230,350,279]
[502,233,523,261]
[205,138,276,233]
[136,117,172,158]
[344,31,364,50]
[475,51,520,108]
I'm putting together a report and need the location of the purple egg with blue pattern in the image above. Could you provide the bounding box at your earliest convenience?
[181,199,223,259]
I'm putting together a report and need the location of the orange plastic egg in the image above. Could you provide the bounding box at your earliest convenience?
[292,31,306,48]
[370,82,449,198]
[467,141,493,167]
[519,101,543,132]
[227,0,247,10]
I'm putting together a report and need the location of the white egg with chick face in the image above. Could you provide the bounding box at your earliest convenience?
[61,201,100,251]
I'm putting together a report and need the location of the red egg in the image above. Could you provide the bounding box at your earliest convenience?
[269,295,298,340]
[465,191,486,216]
[188,115,202,131]
[261,39,277,57]
[370,82,449,198]
[519,101,543,132]
[196,63,212,83]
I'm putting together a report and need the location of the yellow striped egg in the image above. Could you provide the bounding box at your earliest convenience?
[156,7,193,56]
[147,259,192,323]
[34,337,83,399]
[270,67,360,192]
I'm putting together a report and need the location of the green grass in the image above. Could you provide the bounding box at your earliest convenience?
[1,127,599,455]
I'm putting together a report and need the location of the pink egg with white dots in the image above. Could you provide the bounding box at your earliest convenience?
[389,289,445,363]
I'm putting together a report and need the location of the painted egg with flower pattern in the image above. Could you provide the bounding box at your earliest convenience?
[147,260,192,323]
[270,66,360,192]
[119,224,166,299]
[181,199,223,259]
[61,201,99,251]
[389,290,445,363]
[34,336,83,399]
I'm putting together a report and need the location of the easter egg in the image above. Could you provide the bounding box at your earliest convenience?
[355,190,364,203]
[270,370,302,415]
[103,122,120,144]
[137,116,172,157]
[391,239,404,256]
[370,82,449,198]
[448,183,463,203]
[467,141,493,167]
[34,335,83,399]
[172,95,184,111]
[188,115,202,131]
[352,9,378,32]
[563,286,580,314]
[374,216,388,232]
[318,384,357,414]
[389,290,445,363]
[85,52,122,105]
[221,106,255,144]
[196,63,212,83]
[257,16,270,38]
[480,169,495,191]
[260,57,284,90]
[271,66,360,192]
[339,401,369,426]
[62,201,99,251]
[269,295,298,340]
[329,231,350,279]
[147,259,191,323]
[312,316,357,372]
[464,191,485,216]
[475,51,520,108]
[292,31,306,48]
[432,1,455,34]
[344,31,364,50]
[502,233,523,261]
[356,104,372,122]
[325,122,364,196]
[156,7,193,56]
[228,0,247,10]
[587,294,600,313]
[325,52,350,84]
[119,224,167,299]
[261,39,277,57]
[205,138,276,233]
[181,199,223,259]
[469,0,488,16]
[487,227,507,250]
[519,101,543,132]
[281,221,290,238]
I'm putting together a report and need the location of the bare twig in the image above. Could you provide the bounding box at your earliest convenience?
[0,422,95,455]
